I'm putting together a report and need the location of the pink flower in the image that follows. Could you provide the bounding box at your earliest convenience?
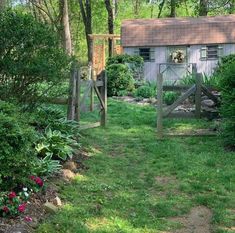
[18,203,26,213]
[8,191,16,199]
[35,177,43,187]
[2,206,9,213]
[24,216,32,222]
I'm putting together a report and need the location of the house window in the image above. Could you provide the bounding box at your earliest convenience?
[134,48,155,62]
[200,45,223,60]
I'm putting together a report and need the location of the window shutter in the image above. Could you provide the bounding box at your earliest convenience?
[134,48,139,56]
[200,46,207,60]
[150,48,155,61]
[218,46,223,57]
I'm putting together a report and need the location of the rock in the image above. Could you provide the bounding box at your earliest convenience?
[62,169,76,180]
[44,202,58,214]
[53,196,62,207]
[201,99,215,108]
[63,161,77,171]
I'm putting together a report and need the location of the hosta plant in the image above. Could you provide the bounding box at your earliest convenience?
[36,128,79,160]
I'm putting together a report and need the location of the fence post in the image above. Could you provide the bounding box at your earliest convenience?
[67,63,77,120]
[195,73,202,118]
[75,69,81,122]
[100,71,107,127]
[157,73,163,139]
[90,68,95,112]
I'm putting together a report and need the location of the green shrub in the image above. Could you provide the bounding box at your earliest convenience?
[164,91,179,105]
[106,64,134,97]
[135,85,155,98]
[0,101,37,190]
[217,61,235,149]
[215,54,235,75]
[0,10,70,103]
[106,54,144,80]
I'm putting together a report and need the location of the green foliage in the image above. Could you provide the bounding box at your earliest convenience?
[106,54,144,81]
[217,60,235,149]
[0,10,71,103]
[135,85,155,98]
[181,74,219,88]
[106,64,135,96]
[164,91,179,105]
[36,128,79,161]
[32,106,80,137]
[0,101,37,190]
[33,154,62,177]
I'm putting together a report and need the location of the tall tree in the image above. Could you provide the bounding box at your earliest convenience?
[170,0,176,17]
[78,0,92,63]
[104,0,114,57]
[199,0,208,16]
[59,0,72,55]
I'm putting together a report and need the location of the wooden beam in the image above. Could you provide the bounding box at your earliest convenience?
[88,34,120,39]
[201,85,220,106]
[163,85,191,91]
[195,73,202,118]
[163,85,196,117]
[157,73,163,139]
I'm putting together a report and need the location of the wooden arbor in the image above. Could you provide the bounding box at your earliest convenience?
[156,64,219,138]
[89,34,122,74]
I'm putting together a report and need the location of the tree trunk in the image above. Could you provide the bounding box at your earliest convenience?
[59,0,73,55]
[104,0,114,57]
[199,0,208,16]
[78,0,93,63]
[170,0,176,17]
[229,0,235,13]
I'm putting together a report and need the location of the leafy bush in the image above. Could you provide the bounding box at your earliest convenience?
[135,85,155,98]
[0,101,37,190]
[215,54,235,75]
[0,10,70,103]
[164,91,179,105]
[106,54,144,81]
[106,64,135,96]
[217,61,235,149]
[36,128,79,161]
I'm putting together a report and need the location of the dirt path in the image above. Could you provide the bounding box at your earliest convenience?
[170,206,212,233]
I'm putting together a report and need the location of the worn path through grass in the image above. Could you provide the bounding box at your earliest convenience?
[37,99,235,233]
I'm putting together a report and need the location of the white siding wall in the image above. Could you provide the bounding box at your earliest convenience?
[124,44,235,82]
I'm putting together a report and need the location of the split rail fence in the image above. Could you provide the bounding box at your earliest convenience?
[156,64,219,138]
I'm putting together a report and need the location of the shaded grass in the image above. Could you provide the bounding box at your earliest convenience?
[37,99,235,233]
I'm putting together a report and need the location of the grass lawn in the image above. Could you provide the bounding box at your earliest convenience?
[37,99,235,233]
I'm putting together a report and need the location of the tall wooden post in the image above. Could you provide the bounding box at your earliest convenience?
[157,73,163,139]
[75,69,81,122]
[195,73,202,118]
[90,68,94,112]
[101,71,107,127]
[67,63,77,120]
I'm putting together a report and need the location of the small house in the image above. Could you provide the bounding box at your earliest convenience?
[121,15,235,83]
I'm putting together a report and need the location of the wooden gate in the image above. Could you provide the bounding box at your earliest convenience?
[156,65,219,138]
[67,66,107,130]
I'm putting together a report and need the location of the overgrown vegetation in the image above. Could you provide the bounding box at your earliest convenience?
[164,91,180,105]
[216,55,235,150]
[135,85,156,98]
